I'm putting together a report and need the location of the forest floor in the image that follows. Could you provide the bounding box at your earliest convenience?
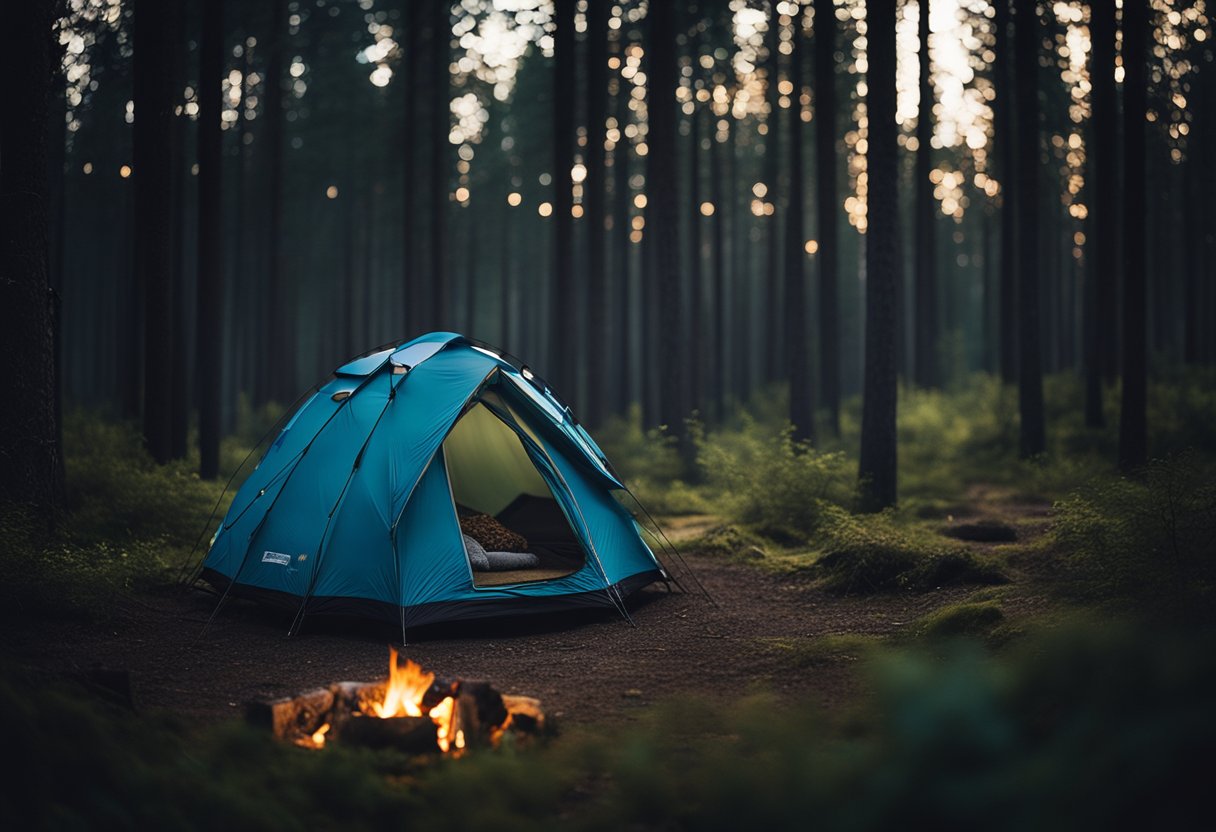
[5,484,1054,728]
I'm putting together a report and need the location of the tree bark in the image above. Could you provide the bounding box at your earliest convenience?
[762,1,783,383]
[786,13,814,443]
[1085,0,1115,425]
[1012,0,1045,458]
[689,104,705,424]
[134,0,176,463]
[1118,0,1148,471]
[430,2,450,330]
[858,0,900,511]
[611,50,632,414]
[814,0,840,436]
[646,0,685,447]
[711,109,728,424]
[169,0,189,461]
[913,0,938,388]
[263,0,289,404]
[197,0,225,479]
[402,0,420,335]
[550,0,577,398]
[993,0,1017,384]
[585,0,610,426]
[0,0,64,510]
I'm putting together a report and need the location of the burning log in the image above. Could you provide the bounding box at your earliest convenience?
[451,681,509,750]
[501,695,546,734]
[247,648,549,755]
[332,714,438,752]
[246,686,334,741]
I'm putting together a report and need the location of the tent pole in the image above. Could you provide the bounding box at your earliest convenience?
[288,377,403,637]
[198,367,387,639]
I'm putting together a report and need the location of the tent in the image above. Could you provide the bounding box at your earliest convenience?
[201,332,668,635]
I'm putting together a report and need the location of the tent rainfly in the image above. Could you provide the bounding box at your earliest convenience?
[202,332,668,635]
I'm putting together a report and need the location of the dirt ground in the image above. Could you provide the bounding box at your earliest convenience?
[7,490,1052,728]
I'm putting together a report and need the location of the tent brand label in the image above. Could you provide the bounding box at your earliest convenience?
[262,551,291,566]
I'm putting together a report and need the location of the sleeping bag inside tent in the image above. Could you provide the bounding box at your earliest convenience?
[200,332,667,632]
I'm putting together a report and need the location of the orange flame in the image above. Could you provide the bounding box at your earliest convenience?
[372,647,433,718]
[370,647,460,752]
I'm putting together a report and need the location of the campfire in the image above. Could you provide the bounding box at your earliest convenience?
[248,648,546,755]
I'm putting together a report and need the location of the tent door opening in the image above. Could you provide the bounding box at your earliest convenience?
[442,401,587,588]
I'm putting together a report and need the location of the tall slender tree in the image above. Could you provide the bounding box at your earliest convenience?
[786,8,814,443]
[430,1,451,329]
[585,0,610,426]
[197,0,225,479]
[646,0,685,446]
[611,38,633,414]
[134,0,176,462]
[762,1,783,382]
[859,0,900,511]
[550,0,577,397]
[913,0,939,388]
[168,0,189,461]
[1085,0,1116,426]
[263,0,289,403]
[1013,0,1045,457]
[0,0,63,509]
[1119,0,1148,471]
[814,0,841,435]
[993,0,1017,384]
[402,0,420,334]
[689,104,706,422]
[711,111,729,423]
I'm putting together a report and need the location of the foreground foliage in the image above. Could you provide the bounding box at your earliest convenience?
[4,624,1211,830]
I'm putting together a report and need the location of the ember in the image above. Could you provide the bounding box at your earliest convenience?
[247,648,546,755]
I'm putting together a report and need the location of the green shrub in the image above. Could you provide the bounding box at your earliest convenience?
[63,413,230,544]
[683,524,768,559]
[1050,453,1216,620]
[697,416,853,542]
[596,406,705,515]
[914,601,1006,640]
[812,506,1006,594]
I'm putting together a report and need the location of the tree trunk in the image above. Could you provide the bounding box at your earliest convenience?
[689,105,705,423]
[263,0,289,404]
[134,0,176,463]
[1118,0,1148,471]
[402,0,419,335]
[711,109,728,424]
[586,0,611,426]
[550,0,577,398]
[1012,0,1045,458]
[646,0,685,446]
[786,13,814,443]
[430,2,450,330]
[611,56,632,414]
[858,0,900,511]
[169,0,189,461]
[197,0,225,479]
[913,0,938,388]
[0,0,64,510]
[762,2,783,383]
[1085,0,1114,426]
[993,0,1017,384]
[814,0,840,436]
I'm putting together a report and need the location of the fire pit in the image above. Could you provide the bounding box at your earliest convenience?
[247,648,547,755]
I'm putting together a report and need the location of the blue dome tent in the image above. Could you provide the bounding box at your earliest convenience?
[201,333,669,636]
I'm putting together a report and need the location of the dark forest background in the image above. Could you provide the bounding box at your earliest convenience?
[6,0,1214,510]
